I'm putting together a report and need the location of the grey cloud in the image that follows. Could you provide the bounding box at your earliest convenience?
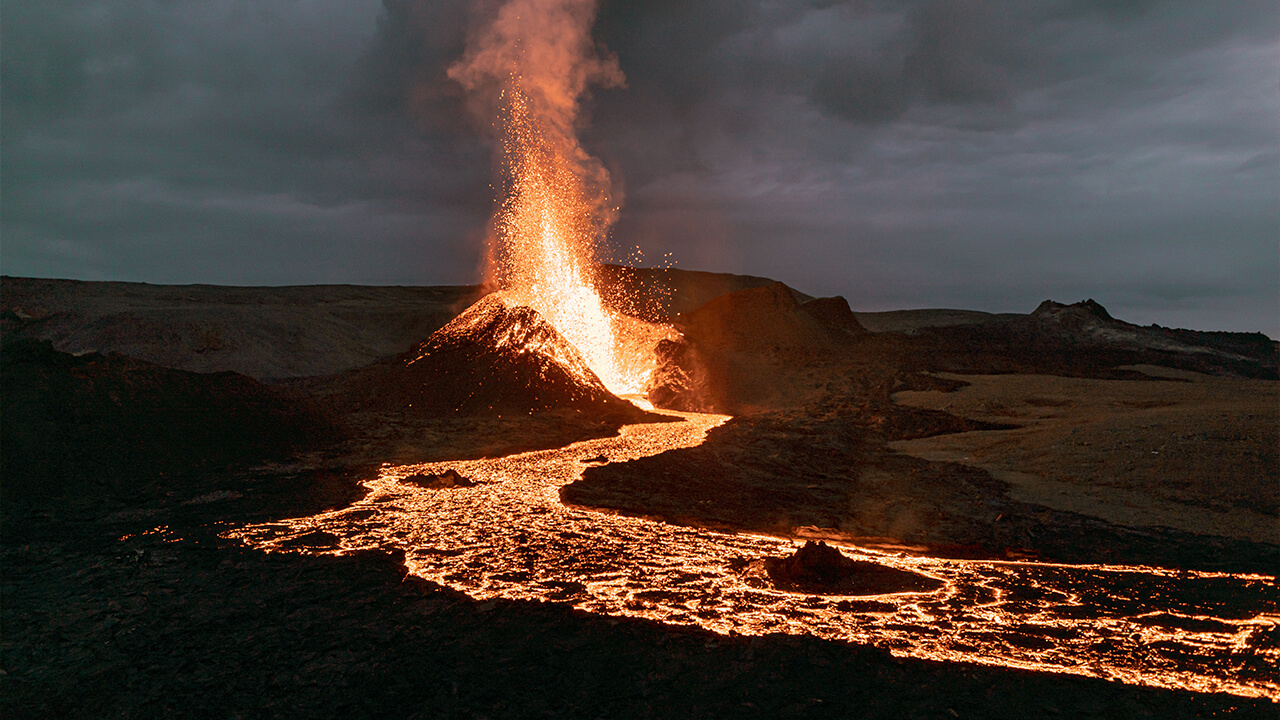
[2,0,497,285]
[812,55,907,124]
[347,1,470,129]
[902,1,1030,106]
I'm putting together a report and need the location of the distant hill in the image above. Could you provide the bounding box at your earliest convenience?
[4,274,1274,384]
[0,270,795,380]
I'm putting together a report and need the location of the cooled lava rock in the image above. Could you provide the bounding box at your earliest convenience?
[0,333,339,510]
[401,469,477,489]
[762,541,943,595]
[644,283,870,413]
[643,338,703,412]
[799,296,869,339]
[912,298,1279,379]
[681,282,835,353]
[1029,298,1116,333]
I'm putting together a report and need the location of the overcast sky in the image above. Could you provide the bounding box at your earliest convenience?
[4,0,1277,335]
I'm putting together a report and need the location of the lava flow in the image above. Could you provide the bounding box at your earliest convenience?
[226,411,1279,701]
[226,0,1279,701]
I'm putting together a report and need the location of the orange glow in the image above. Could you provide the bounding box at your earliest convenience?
[226,410,1280,701]
[488,82,673,396]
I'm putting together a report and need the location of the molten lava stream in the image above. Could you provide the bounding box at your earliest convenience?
[225,411,1279,700]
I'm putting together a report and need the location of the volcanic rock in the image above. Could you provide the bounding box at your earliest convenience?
[0,332,339,510]
[645,283,868,412]
[799,296,868,338]
[912,298,1278,379]
[643,338,703,412]
[1032,298,1113,322]
[681,282,834,352]
[762,541,943,595]
[593,265,794,323]
[352,293,659,424]
[401,469,477,489]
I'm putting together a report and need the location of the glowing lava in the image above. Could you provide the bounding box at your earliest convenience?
[227,411,1280,700]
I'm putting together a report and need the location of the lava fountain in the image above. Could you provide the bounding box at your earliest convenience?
[449,0,672,396]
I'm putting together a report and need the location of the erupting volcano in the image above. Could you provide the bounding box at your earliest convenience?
[5,0,1277,715]
[448,0,673,398]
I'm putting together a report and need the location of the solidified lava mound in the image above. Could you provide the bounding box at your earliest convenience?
[913,298,1278,379]
[799,296,869,339]
[401,469,477,489]
[645,282,868,412]
[351,294,658,424]
[0,333,339,511]
[681,282,839,352]
[762,541,943,595]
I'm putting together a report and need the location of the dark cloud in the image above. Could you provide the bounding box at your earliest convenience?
[812,55,907,124]
[2,0,495,285]
[903,1,1029,106]
[2,0,1276,335]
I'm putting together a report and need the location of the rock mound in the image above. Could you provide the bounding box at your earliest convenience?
[763,541,943,595]
[401,469,477,489]
[913,298,1278,379]
[682,282,834,352]
[643,339,700,412]
[800,296,869,338]
[644,284,869,412]
[593,265,794,323]
[1032,298,1113,322]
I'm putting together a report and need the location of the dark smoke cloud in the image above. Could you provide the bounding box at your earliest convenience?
[3,0,1277,335]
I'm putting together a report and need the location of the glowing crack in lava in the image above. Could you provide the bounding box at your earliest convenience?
[227,411,1280,700]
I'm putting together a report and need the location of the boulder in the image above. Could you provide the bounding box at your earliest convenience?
[762,541,943,595]
[401,469,477,489]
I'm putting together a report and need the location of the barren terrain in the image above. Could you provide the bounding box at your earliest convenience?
[890,368,1278,543]
[3,272,1277,717]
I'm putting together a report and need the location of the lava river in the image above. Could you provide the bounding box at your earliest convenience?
[226,411,1278,700]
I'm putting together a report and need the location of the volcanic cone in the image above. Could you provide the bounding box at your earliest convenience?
[359,293,657,423]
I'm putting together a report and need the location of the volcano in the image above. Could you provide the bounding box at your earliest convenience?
[356,293,658,423]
